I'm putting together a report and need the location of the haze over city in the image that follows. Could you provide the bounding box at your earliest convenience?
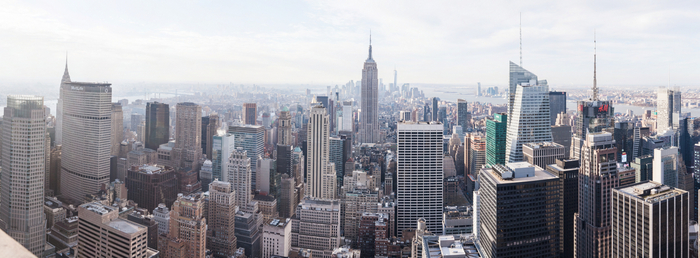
[1,0,699,89]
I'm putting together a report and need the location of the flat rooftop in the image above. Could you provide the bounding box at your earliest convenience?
[108,219,145,234]
[81,202,116,216]
[486,163,557,184]
[617,181,686,203]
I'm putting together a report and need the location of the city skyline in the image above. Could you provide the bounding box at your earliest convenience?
[0,1,699,88]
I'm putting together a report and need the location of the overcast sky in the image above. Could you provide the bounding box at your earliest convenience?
[1,0,698,89]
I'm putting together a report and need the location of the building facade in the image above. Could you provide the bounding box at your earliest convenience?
[485,113,507,166]
[207,180,238,257]
[306,105,337,199]
[173,102,203,169]
[291,198,342,258]
[145,102,170,151]
[125,164,178,211]
[359,38,380,144]
[0,95,47,256]
[243,103,257,125]
[546,158,580,258]
[229,148,252,211]
[396,121,443,236]
[77,202,149,258]
[262,218,292,258]
[523,142,565,169]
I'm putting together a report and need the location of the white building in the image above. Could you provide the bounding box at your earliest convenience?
[58,65,113,202]
[213,132,236,182]
[0,95,47,256]
[257,158,274,194]
[306,105,336,200]
[341,101,353,133]
[505,81,553,163]
[656,86,682,133]
[153,203,170,235]
[653,147,680,188]
[229,148,252,211]
[262,218,292,258]
[291,198,342,258]
[396,121,444,236]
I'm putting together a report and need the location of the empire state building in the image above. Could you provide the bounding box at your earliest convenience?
[359,35,379,143]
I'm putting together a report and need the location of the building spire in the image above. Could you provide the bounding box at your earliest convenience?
[368,31,373,61]
[62,52,71,83]
[592,30,598,101]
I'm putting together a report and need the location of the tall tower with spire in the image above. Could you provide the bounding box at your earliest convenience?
[56,58,71,145]
[570,35,614,160]
[359,33,380,144]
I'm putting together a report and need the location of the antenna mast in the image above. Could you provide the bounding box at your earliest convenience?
[519,13,522,67]
[593,30,598,101]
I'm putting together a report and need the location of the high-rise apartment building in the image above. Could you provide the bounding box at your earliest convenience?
[505,80,552,163]
[291,198,342,258]
[262,218,292,258]
[548,91,566,125]
[228,124,265,190]
[477,162,559,258]
[611,181,689,258]
[111,103,123,156]
[359,37,380,144]
[145,102,170,151]
[574,132,619,258]
[202,114,220,159]
[243,103,257,125]
[207,180,238,257]
[229,148,253,211]
[173,102,202,169]
[160,193,207,258]
[341,101,353,133]
[546,158,580,258]
[125,164,178,211]
[153,203,170,236]
[359,213,389,258]
[306,105,337,199]
[77,202,150,257]
[396,121,443,236]
[0,95,47,256]
[58,66,113,202]
[653,146,680,188]
[486,113,507,166]
[523,142,565,169]
[468,133,486,177]
[457,99,471,130]
[656,86,682,133]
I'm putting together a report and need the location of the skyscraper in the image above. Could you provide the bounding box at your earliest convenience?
[110,103,123,156]
[507,61,538,124]
[548,91,566,125]
[306,105,336,199]
[656,86,682,133]
[574,132,618,258]
[125,164,178,211]
[207,179,238,257]
[229,148,252,210]
[504,81,552,163]
[202,114,220,159]
[611,181,689,257]
[477,163,560,258]
[546,158,579,258]
[243,103,257,125]
[486,112,507,166]
[652,146,680,188]
[212,132,235,182]
[0,95,47,256]
[59,66,113,202]
[340,101,353,133]
[359,35,380,144]
[291,198,342,257]
[431,97,438,122]
[145,102,170,151]
[571,41,614,160]
[278,109,293,146]
[396,121,443,236]
[161,193,207,258]
[228,124,265,191]
[174,102,203,169]
[457,99,470,130]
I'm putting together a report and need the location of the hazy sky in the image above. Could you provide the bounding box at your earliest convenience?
[1,0,698,89]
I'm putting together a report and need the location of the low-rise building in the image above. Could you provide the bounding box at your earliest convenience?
[263,217,292,258]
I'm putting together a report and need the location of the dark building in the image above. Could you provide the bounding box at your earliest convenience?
[571,99,614,161]
[457,99,471,131]
[485,113,507,166]
[551,124,572,158]
[144,102,170,151]
[478,163,559,258]
[546,158,579,258]
[431,97,439,122]
[177,167,202,195]
[608,121,638,163]
[631,155,653,182]
[359,213,389,258]
[678,117,694,167]
[125,164,178,211]
[127,210,159,250]
[243,103,257,125]
[235,211,262,258]
[201,114,221,159]
[277,144,293,176]
[548,91,566,125]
